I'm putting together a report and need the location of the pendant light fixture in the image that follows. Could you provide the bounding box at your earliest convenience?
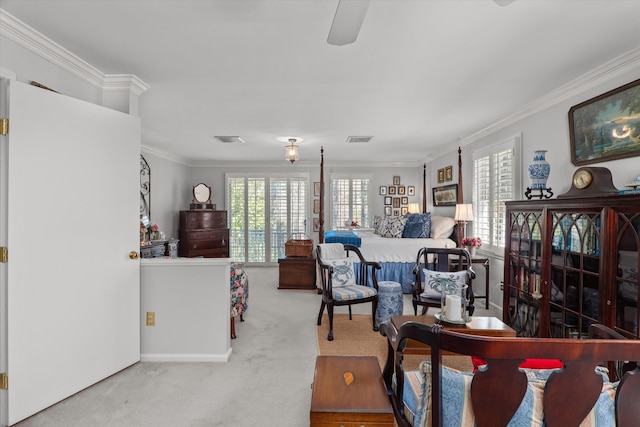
[284,137,301,164]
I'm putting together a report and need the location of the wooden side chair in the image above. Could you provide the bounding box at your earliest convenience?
[316,243,381,341]
[412,247,475,317]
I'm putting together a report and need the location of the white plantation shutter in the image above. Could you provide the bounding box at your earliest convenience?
[330,174,371,229]
[473,136,521,254]
[226,173,309,263]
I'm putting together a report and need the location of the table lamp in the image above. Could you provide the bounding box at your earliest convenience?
[454,203,474,243]
[408,203,421,214]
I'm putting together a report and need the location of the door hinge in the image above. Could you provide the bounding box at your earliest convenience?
[0,247,6,263]
[0,118,7,135]
[0,373,7,390]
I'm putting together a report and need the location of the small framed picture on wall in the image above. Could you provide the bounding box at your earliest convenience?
[393,176,401,185]
[393,198,401,208]
[393,209,400,216]
[314,182,321,196]
[313,217,320,232]
[398,186,406,195]
[313,199,320,214]
[401,207,408,215]
[445,165,453,181]
[401,196,408,205]
[388,186,396,195]
[379,186,387,195]
[384,206,392,216]
[408,186,415,196]
[437,168,445,183]
[384,196,392,205]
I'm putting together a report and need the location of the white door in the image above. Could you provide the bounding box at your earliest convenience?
[0,79,141,425]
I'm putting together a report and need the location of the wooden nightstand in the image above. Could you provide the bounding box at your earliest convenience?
[278,254,316,290]
[449,255,490,309]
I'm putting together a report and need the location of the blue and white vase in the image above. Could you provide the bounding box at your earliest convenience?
[528,150,550,189]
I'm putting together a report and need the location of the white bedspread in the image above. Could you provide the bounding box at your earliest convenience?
[353,232,456,263]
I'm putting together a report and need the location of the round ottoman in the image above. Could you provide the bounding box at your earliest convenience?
[376,281,403,326]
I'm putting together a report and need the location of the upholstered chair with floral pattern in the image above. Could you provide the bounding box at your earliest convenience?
[230,264,249,339]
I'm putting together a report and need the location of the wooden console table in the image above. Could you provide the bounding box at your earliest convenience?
[450,255,490,309]
[277,254,316,290]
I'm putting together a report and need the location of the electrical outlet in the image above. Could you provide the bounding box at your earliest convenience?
[146,311,155,326]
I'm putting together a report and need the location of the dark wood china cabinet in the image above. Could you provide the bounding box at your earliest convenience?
[503,195,640,339]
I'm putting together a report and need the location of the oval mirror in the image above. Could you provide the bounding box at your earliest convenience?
[193,183,212,203]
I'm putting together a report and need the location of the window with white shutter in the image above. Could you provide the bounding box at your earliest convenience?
[329,174,371,229]
[472,135,521,254]
[226,173,308,263]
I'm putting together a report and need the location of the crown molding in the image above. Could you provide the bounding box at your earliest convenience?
[456,46,640,149]
[0,9,149,94]
[0,9,104,88]
[141,144,192,166]
[103,74,150,95]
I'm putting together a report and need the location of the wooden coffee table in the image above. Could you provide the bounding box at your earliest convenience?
[310,355,394,427]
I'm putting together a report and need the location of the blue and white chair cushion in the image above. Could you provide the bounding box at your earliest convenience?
[396,361,617,427]
[325,257,377,301]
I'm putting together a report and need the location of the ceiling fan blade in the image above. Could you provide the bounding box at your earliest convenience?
[327,0,371,46]
[493,0,516,6]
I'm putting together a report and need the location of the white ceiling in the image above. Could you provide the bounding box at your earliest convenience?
[2,0,640,166]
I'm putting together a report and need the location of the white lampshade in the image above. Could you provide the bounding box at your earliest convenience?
[454,204,474,222]
[408,203,421,214]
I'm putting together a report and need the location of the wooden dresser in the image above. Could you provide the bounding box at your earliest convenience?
[179,210,230,258]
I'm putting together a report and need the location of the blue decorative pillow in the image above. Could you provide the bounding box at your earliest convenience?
[402,221,424,238]
[404,213,431,238]
[380,216,406,238]
[372,215,383,234]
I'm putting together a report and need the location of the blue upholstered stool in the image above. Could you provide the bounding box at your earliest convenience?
[376,281,403,326]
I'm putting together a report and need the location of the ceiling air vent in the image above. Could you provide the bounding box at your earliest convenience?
[214,136,244,143]
[346,136,373,144]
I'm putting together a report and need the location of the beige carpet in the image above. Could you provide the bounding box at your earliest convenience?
[317,313,473,372]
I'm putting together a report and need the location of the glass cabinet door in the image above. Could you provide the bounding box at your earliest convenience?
[548,211,601,338]
[615,211,640,339]
[506,210,543,337]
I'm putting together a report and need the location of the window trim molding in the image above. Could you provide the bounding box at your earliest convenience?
[224,172,310,264]
[328,173,373,230]
[471,133,522,257]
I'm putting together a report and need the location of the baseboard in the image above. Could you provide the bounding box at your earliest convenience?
[140,349,232,362]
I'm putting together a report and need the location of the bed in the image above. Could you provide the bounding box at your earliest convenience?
[317,147,464,293]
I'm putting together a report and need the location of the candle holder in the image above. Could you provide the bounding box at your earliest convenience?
[436,283,470,325]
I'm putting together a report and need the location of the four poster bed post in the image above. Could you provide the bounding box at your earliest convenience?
[318,146,325,243]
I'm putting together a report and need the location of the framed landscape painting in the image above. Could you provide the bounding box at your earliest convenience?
[569,78,640,166]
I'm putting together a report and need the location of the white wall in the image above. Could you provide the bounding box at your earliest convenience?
[141,151,191,239]
[140,258,231,362]
[0,28,101,104]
